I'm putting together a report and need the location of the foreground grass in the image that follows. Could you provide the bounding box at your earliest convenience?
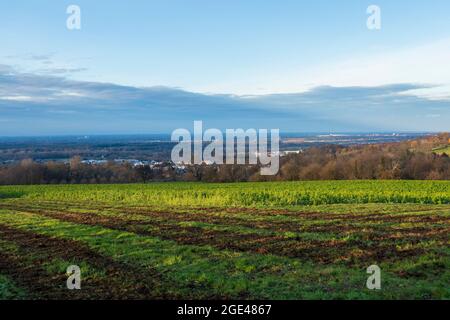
[0,274,26,300]
[0,181,449,299]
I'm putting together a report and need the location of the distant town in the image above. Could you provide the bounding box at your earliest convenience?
[0,132,431,165]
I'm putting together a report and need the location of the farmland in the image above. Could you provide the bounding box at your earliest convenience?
[0,181,449,299]
[433,145,450,156]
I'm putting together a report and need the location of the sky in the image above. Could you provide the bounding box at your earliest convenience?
[0,0,449,134]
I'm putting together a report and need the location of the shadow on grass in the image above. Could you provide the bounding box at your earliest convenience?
[0,191,26,200]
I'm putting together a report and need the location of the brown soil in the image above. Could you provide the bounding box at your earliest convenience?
[6,207,447,266]
[0,224,179,299]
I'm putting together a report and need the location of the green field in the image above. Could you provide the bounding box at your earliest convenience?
[0,181,449,299]
[433,145,450,156]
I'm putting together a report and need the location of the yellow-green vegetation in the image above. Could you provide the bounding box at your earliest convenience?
[433,145,450,156]
[2,180,450,206]
[0,181,449,299]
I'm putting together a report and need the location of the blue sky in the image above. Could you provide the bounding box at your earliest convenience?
[0,0,449,134]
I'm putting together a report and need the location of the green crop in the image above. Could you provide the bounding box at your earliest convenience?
[1,180,449,207]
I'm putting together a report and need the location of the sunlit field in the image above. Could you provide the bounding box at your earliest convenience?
[0,181,449,299]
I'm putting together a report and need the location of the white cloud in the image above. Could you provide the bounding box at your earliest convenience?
[196,38,450,98]
[54,90,86,98]
[303,38,450,98]
[0,95,34,102]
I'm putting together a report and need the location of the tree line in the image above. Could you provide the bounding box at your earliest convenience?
[0,133,449,185]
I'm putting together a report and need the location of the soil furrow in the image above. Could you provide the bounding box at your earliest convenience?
[16,208,448,266]
[0,224,177,299]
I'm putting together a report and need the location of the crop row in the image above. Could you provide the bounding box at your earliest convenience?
[1,180,450,207]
